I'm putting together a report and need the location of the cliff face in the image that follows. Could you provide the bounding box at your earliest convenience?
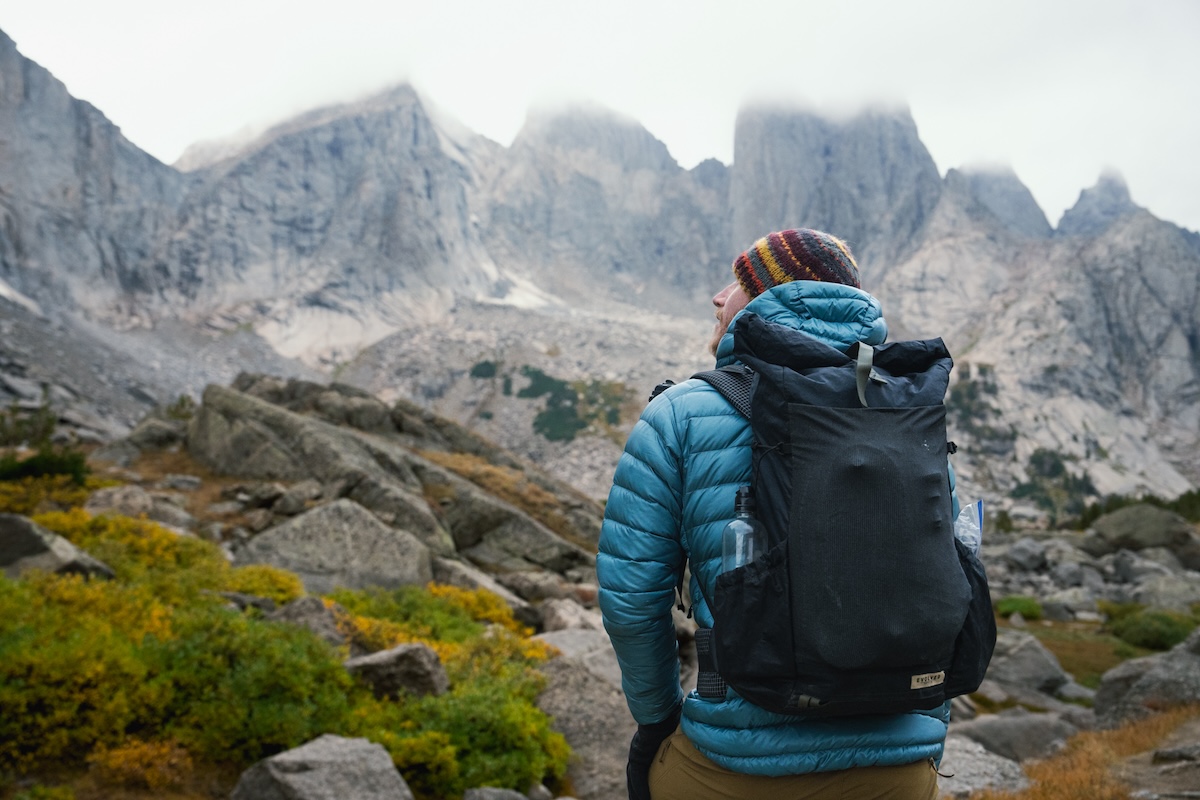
[730,105,944,276]
[1,27,1197,507]
[0,30,186,316]
[479,106,731,314]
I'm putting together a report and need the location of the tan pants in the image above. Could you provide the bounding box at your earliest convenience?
[647,730,939,800]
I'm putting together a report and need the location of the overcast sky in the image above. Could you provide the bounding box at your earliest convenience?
[4,0,1199,231]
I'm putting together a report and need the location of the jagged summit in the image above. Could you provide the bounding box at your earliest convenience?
[512,103,678,172]
[730,104,942,273]
[949,165,1052,238]
[1057,171,1142,237]
[1,30,1197,509]
[175,84,429,175]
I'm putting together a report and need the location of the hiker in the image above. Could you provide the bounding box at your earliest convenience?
[597,229,956,800]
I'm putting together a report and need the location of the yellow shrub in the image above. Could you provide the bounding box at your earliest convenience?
[329,603,464,663]
[33,508,229,603]
[975,705,1200,800]
[87,738,194,791]
[226,564,304,605]
[31,571,173,642]
[427,583,529,635]
[0,474,105,515]
[0,574,173,771]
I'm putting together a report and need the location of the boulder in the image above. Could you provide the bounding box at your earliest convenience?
[1131,572,1200,613]
[0,513,114,580]
[84,484,197,532]
[230,734,414,800]
[541,597,604,632]
[1005,537,1047,572]
[1112,549,1174,584]
[273,479,323,516]
[157,473,202,491]
[1041,586,1098,620]
[189,385,454,554]
[1050,561,1085,588]
[1139,546,1184,572]
[536,656,635,800]
[950,695,978,722]
[344,643,450,699]
[535,629,623,689]
[1094,629,1200,726]
[236,499,432,594]
[1083,504,1196,557]
[267,596,351,650]
[126,416,187,450]
[984,629,1070,694]
[949,708,1077,762]
[1041,538,1093,568]
[85,484,153,518]
[145,494,199,532]
[936,735,1029,799]
[88,439,140,467]
[221,591,277,613]
[496,570,575,602]
[1153,742,1200,764]
[411,462,593,573]
[244,508,274,532]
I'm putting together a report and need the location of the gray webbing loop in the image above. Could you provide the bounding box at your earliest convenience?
[855,343,874,407]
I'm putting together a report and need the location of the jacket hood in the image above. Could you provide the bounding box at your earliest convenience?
[714,281,888,368]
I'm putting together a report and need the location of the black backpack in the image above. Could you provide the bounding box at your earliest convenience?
[690,312,996,718]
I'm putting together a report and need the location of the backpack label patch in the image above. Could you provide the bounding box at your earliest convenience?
[911,671,947,690]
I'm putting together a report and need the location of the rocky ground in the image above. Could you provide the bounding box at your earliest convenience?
[3,373,1199,799]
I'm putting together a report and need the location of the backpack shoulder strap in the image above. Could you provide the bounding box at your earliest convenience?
[691,365,753,419]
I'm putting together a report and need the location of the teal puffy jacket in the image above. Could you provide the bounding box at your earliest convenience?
[597,281,953,776]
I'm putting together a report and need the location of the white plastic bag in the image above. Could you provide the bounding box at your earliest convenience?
[954,499,984,555]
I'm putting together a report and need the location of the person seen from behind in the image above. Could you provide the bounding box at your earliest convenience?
[597,228,953,800]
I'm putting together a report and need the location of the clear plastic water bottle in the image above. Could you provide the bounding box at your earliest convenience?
[721,485,767,572]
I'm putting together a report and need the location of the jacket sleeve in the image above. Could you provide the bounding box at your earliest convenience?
[597,393,687,725]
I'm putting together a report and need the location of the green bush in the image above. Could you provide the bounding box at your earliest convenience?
[1107,608,1197,651]
[145,604,356,763]
[328,585,486,644]
[0,398,56,448]
[996,595,1044,620]
[1011,448,1097,525]
[1,498,571,797]
[345,630,568,798]
[164,394,197,421]
[0,445,89,485]
[469,360,499,379]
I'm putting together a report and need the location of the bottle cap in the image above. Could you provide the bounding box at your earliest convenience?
[734,485,755,513]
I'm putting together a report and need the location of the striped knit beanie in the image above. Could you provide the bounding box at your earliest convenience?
[732,229,861,297]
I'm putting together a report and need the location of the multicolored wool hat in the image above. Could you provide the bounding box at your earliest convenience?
[732,229,861,297]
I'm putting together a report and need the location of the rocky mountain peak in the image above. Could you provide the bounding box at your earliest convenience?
[1057,171,1141,237]
[730,104,942,275]
[948,165,1052,238]
[512,104,678,172]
